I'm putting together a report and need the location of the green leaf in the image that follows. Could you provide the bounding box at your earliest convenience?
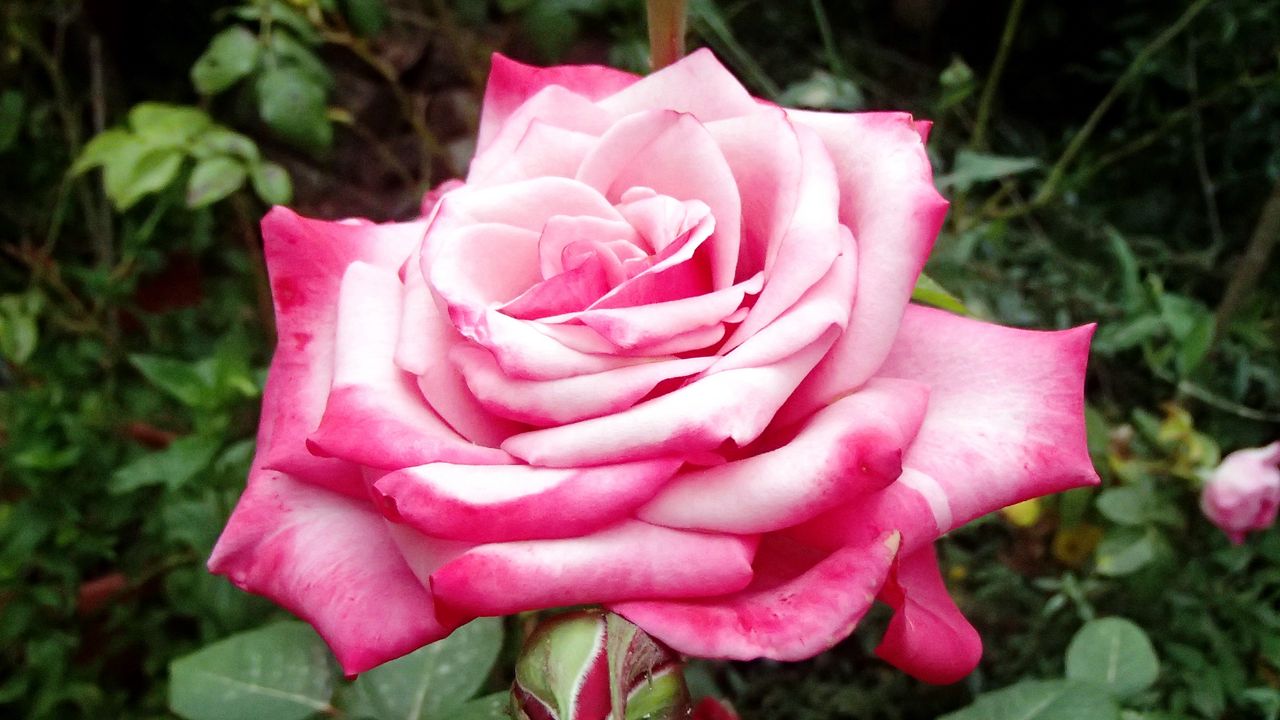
[106,146,185,210]
[250,161,293,205]
[169,622,336,720]
[912,273,970,315]
[340,0,389,36]
[110,434,224,494]
[778,70,864,110]
[0,293,42,364]
[1092,315,1165,355]
[190,127,261,162]
[186,156,248,208]
[452,692,510,720]
[232,2,323,45]
[522,0,581,60]
[939,679,1121,720]
[129,354,213,407]
[256,67,333,152]
[127,103,212,147]
[937,150,1040,192]
[0,90,25,152]
[1106,228,1146,315]
[339,618,503,720]
[192,26,261,95]
[1065,617,1160,698]
[268,31,335,89]
[1095,527,1160,576]
[1175,312,1215,376]
[1096,487,1153,526]
[70,128,136,176]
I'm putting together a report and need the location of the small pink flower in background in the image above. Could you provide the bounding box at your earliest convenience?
[208,49,1098,684]
[1201,441,1280,543]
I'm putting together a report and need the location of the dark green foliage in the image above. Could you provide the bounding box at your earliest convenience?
[2,0,1278,719]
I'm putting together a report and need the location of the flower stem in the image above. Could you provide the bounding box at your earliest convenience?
[647,0,688,71]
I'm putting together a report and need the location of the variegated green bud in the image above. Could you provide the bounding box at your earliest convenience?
[512,610,691,720]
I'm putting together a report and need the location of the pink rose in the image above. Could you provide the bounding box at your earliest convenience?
[209,50,1098,683]
[1201,441,1280,543]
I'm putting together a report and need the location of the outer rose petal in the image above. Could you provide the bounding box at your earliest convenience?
[308,262,511,469]
[598,48,758,123]
[477,53,638,152]
[472,121,600,186]
[638,378,928,534]
[430,521,758,617]
[875,544,982,684]
[788,468,949,559]
[257,208,424,497]
[372,458,682,542]
[876,305,1099,529]
[611,532,900,661]
[781,112,948,420]
[209,470,454,674]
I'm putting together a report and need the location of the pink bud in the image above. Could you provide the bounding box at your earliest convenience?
[1200,441,1280,543]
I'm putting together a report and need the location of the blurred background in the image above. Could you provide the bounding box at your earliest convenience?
[1,0,1278,718]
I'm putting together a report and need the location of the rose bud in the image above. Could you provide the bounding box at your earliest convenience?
[1201,441,1280,543]
[511,610,689,720]
[209,49,1097,683]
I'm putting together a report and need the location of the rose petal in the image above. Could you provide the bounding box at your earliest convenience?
[572,272,763,351]
[209,470,455,675]
[396,259,523,446]
[703,110,802,279]
[430,222,542,310]
[789,469,947,557]
[372,458,682,542]
[256,208,424,497]
[452,344,715,425]
[597,48,758,123]
[875,544,982,684]
[638,378,928,533]
[709,225,855,373]
[611,531,900,661]
[430,521,758,617]
[720,120,843,351]
[577,110,742,289]
[308,262,511,469]
[477,53,637,151]
[782,112,948,416]
[536,215,640,280]
[471,120,600,186]
[500,251,613,320]
[875,305,1099,529]
[426,176,622,239]
[500,330,837,467]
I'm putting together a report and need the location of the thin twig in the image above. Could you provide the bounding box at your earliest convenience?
[323,28,453,180]
[970,0,1025,150]
[1032,0,1216,207]
[1185,38,1225,253]
[1212,177,1280,345]
[230,195,278,347]
[809,0,848,78]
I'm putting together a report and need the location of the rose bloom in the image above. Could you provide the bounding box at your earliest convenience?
[209,50,1098,683]
[1201,441,1280,544]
